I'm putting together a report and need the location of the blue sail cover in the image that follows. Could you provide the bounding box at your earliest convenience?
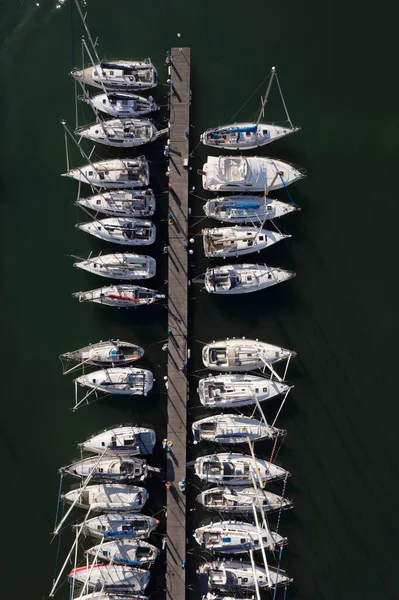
[104,530,139,538]
[223,203,260,209]
[212,125,257,138]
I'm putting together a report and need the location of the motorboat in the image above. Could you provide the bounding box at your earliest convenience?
[74,253,156,280]
[200,156,304,192]
[198,374,291,408]
[86,539,159,566]
[62,456,159,483]
[193,453,289,485]
[79,426,156,456]
[199,561,292,592]
[60,340,144,367]
[76,189,156,218]
[204,195,298,224]
[200,263,295,294]
[71,59,158,91]
[68,563,150,593]
[192,414,283,444]
[75,118,159,148]
[202,226,289,258]
[77,218,156,246]
[61,484,148,512]
[197,486,293,514]
[202,338,295,372]
[194,521,286,553]
[81,92,159,118]
[74,367,153,396]
[201,121,299,150]
[73,284,165,308]
[76,513,159,540]
[63,157,149,189]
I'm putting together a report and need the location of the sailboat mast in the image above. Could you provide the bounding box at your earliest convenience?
[74,0,101,65]
[256,67,276,125]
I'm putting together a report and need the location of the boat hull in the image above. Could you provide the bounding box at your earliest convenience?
[201,122,300,150]
[204,196,299,223]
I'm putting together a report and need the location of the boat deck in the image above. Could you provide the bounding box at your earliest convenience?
[166,47,190,600]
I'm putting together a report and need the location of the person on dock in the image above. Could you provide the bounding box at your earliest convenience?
[165,482,171,492]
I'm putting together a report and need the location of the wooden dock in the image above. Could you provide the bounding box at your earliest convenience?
[165,47,190,600]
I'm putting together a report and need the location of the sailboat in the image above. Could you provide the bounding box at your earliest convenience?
[75,118,160,148]
[72,59,158,91]
[204,195,298,224]
[62,484,149,511]
[73,284,165,307]
[68,563,150,593]
[76,189,156,218]
[79,594,147,600]
[81,91,159,118]
[63,156,150,189]
[192,414,283,444]
[198,374,291,408]
[79,426,156,456]
[193,453,289,485]
[62,456,159,483]
[201,67,299,150]
[199,561,292,592]
[197,486,293,514]
[198,263,295,294]
[74,366,153,396]
[74,253,156,280]
[202,226,290,258]
[76,513,159,540]
[77,218,156,246]
[86,539,159,567]
[202,338,295,372]
[60,339,144,367]
[194,521,286,553]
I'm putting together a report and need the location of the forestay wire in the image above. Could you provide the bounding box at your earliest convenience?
[227,71,273,123]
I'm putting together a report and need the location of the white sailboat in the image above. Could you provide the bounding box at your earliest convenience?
[62,484,149,511]
[79,426,156,456]
[73,284,165,308]
[75,118,160,148]
[74,367,153,396]
[68,563,150,593]
[79,594,147,600]
[198,374,291,408]
[198,263,295,294]
[194,521,286,553]
[63,157,150,189]
[74,253,156,280]
[202,226,290,258]
[60,340,144,367]
[204,195,298,224]
[86,539,159,566]
[200,155,305,192]
[77,189,156,218]
[199,560,292,591]
[72,59,158,91]
[62,456,159,482]
[76,513,159,540]
[81,92,159,118]
[202,338,295,372]
[77,218,156,246]
[193,453,289,485]
[197,486,293,514]
[192,414,283,444]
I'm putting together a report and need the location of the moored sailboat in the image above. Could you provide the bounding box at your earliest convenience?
[72,59,158,91]
[62,484,148,512]
[74,253,156,280]
[74,366,153,396]
[60,340,144,367]
[63,157,149,189]
[75,118,160,148]
[79,426,156,456]
[73,284,165,307]
[197,486,293,514]
[194,520,286,553]
[203,225,290,258]
[199,560,292,592]
[77,189,155,218]
[68,563,150,593]
[86,539,159,566]
[198,263,295,294]
[81,91,159,117]
[192,414,283,444]
[62,456,159,482]
[198,374,291,407]
[204,195,299,224]
[77,218,156,246]
[193,452,289,485]
[202,338,295,372]
[75,512,159,540]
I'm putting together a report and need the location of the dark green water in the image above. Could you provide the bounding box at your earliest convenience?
[1,1,398,599]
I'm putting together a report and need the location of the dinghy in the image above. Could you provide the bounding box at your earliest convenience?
[74,253,156,280]
[81,92,159,118]
[199,263,295,294]
[194,521,286,553]
[77,218,156,246]
[79,426,156,456]
[76,513,159,540]
[75,118,159,148]
[62,456,159,483]
[77,189,156,218]
[75,367,153,396]
[199,561,292,592]
[192,414,283,444]
[62,484,148,512]
[197,486,293,514]
[202,338,295,372]
[69,563,150,593]
[73,285,165,308]
[202,226,289,258]
[63,157,149,189]
[72,59,158,91]
[204,195,298,224]
[86,539,159,566]
[201,156,304,192]
[60,340,144,367]
[198,374,291,407]
[193,453,289,485]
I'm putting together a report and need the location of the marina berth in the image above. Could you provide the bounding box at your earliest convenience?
[60,340,144,367]
[199,560,292,592]
[201,155,305,192]
[193,452,289,485]
[79,426,156,456]
[61,484,149,512]
[63,156,149,189]
[192,414,284,444]
[77,189,156,218]
[75,118,159,148]
[193,521,286,553]
[199,263,295,294]
[202,225,290,258]
[197,486,293,514]
[77,218,156,246]
[86,539,159,567]
[62,456,159,483]
[81,91,159,118]
[68,563,150,593]
[75,513,159,540]
[198,374,291,407]
[73,284,165,307]
[204,195,299,224]
[201,121,299,150]
[74,366,153,396]
[202,338,295,372]
[71,59,158,91]
[74,253,156,280]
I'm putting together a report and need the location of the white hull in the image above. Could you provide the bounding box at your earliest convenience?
[200,561,292,591]
[194,452,289,485]
[204,195,298,224]
[203,263,295,294]
[63,157,149,189]
[71,59,158,91]
[192,414,283,444]
[87,539,159,566]
[77,513,159,540]
[198,374,291,407]
[202,338,295,372]
[73,285,165,307]
[78,218,156,246]
[62,484,148,512]
[75,366,153,396]
[201,122,299,150]
[69,564,150,593]
[75,253,156,280]
[83,92,159,118]
[63,456,151,483]
[194,521,286,553]
[203,226,289,258]
[77,189,156,218]
[79,594,146,600]
[79,426,156,456]
[197,486,293,514]
[202,156,304,192]
[60,340,144,366]
[75,118,158,148]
